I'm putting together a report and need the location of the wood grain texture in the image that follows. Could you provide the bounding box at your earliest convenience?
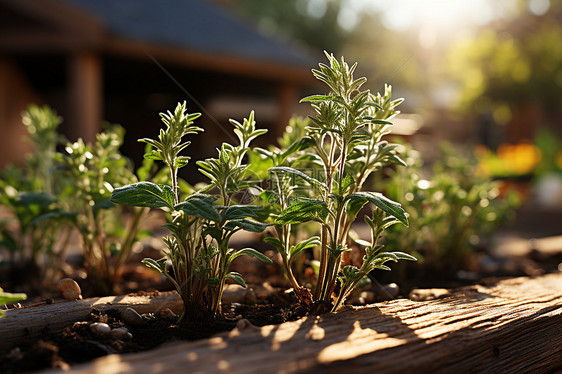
[43,273,562,374]
[0,292,182,351]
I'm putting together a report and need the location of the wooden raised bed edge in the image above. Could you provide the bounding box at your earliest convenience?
[33,273,562,374]
[0,292,183,351]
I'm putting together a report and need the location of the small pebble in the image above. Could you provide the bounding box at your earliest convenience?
[359,291,376,303]
[90,322,111,335]
[222,285,257,305]
[111,327,133,341]
[409,288,451,301]
[122,307,144,325]
[57,278,82,301]
[243,288,258,305]
[110,340,126,351]
[236,318,255,331]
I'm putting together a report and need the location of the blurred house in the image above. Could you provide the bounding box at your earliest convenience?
[0,0,317,169]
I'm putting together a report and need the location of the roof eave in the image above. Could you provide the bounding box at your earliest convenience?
[104,37,317,85]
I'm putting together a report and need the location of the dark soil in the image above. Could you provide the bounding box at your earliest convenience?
[2,221,561,373]
[0,299,310,373]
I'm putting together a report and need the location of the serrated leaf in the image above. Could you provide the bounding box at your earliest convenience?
[345,192,408,226]
[224,205,262,220]
[175,194,220,221]
[110,182,175,209]
[226,272,247,288]
[276,198,329,225]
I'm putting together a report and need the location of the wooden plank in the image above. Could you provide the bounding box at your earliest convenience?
[45,273,562,373]
[0,292,183,351]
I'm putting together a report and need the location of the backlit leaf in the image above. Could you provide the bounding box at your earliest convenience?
[110,182,175,209]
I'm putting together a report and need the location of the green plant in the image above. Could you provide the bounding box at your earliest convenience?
[0,105,73,287]
[385,142,519,270]
[57,125,148,294]
[111,103,272,321]
[261,53,416,312]
[0,288,26,318]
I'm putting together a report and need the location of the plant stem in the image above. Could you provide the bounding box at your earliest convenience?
[314,226,328,300]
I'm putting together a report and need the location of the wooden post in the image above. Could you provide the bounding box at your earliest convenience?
[276,83,298,138]
[67,52,102,142]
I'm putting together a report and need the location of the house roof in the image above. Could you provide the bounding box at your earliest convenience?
[0,0,316,82]
[60,0,314,68]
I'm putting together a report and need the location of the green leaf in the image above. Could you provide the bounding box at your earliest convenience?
[175,156,191,168]
[392,251,418,261]
[363,117,393,126]
[231,248,273,264]
[300,95,334,103]
[226,272,247,288]
[263,236,284,252]
[276,198,329,225]
[366,102,383,110]
[224,219,270,233]
[346,196,369,219]
[373,264,392,271]
[110,182,175,209]
[340,265,362,283]
[30,210,77,225]
[142,257,167,274]
[280,137,315,160]
[269,166,327,192]
[373,252,399,263]
[289,236,321,258]
[143,150,163,161]
[207,278,220,286]
[0,288,27,307]
[345,192,408,226]
[224,205,262,220]
[175,194,220,222]
[13,192,56,208]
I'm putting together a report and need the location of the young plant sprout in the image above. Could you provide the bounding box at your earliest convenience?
[111,102,272,321]
[262,52,416,312]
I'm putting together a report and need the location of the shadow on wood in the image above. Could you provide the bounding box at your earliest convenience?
[39,273,562,373]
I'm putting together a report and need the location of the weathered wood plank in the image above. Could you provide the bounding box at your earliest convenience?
[0,292,182,351]
[50,273,562,374]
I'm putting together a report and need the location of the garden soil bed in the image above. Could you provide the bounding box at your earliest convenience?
[2,273,562,373]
